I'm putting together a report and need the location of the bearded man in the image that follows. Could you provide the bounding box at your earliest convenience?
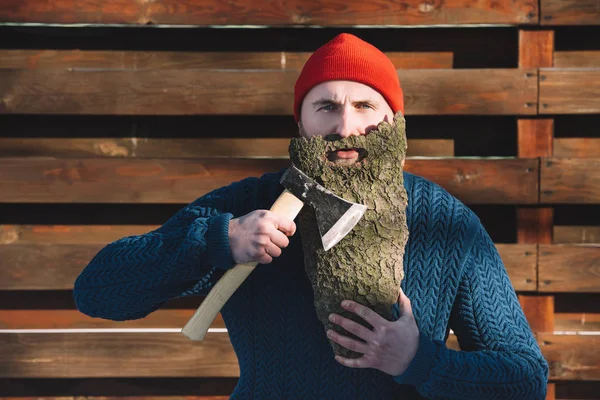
[74,33,548,399]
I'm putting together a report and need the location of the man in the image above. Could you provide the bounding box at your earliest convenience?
[74,33,548,399]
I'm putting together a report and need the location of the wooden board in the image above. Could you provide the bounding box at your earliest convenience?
[554,139,600,158]
[0,243,536,290]
[538,245,600,293]
[0,158,539,204]
[541,0,600,25]
[0,69,538,116]
[0,310,224,329]
[496,244,537,291]
[554,226,600,244]
[0,50,454,70]
[539,69,600,114]
[538,334,600,380]
[0,0,539,26]
[0,138,454,158]
[554,51,600,68]
[555,313,600,332]
[0,332,238,378]
[541,158,600,204]
[0,225,158,245]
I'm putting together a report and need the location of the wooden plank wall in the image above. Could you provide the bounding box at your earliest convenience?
[1,1,599,399]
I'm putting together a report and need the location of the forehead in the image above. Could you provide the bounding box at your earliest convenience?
[304,80,384,102]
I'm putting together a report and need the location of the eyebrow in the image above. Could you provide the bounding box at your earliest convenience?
[311,98,376,108]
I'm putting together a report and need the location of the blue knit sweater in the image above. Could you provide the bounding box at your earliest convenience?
[74,169,548,399]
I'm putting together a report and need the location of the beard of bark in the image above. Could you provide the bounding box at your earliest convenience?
[289,112,409,359]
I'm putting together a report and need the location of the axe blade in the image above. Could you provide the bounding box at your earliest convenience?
[280,165,367,251]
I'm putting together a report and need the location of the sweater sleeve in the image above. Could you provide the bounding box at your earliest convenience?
[394,219,549,399]
[73,172,283,321]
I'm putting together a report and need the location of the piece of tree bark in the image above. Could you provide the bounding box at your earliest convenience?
[289,112,409,358]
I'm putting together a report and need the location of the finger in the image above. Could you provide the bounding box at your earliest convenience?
[397,288,413,317]
[255,247,273,264]
[269,228,290,250]
[334,355,370,369]
[327,329,368,355]
[265,241,282,258]
[329,313,373,342]
[341,300,387,328]
[272,215,296,236]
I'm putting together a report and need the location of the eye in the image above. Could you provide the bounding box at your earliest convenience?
[357,102,374,110]
[318,103,336,112]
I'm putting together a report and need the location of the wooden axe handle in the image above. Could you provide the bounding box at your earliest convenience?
[182,189,304,341]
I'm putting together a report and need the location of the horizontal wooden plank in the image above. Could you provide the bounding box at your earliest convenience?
[0,332,238,378]
[541,158,600,204]
[0,0,539,26]
[0,69,538,116]
[0,225,158,245]
[539,245,600,293]
[0,243,536,290]
[555,313,600,332]
[0,50,454,70]
[539,334,600,380]
[496,244,537,291]
[541,0,600,25]
[554,139,600,158]
[0,158,539,204]
[554,51,600,68]
[539,69,600,114]
[0,397,229,400]
[0,310,223,329]
[0,138,454,158]
[554,226,600,244]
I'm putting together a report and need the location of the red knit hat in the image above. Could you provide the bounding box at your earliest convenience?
[293,33,404,122]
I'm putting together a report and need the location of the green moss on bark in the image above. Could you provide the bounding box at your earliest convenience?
[289,112,409,358]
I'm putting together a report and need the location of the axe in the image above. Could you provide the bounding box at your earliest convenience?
[182,164,367,341]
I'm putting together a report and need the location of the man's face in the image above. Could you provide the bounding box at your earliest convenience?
[299,80,394,165]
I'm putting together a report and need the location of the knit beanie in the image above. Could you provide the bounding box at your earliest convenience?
[293,33,404,122]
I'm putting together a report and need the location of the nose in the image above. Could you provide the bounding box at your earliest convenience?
[336,106,361,138]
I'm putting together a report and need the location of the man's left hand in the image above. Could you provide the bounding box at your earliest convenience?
[327,288,419,376]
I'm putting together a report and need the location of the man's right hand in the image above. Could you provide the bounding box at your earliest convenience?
[228,210,296,264]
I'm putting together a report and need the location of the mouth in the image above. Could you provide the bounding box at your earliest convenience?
[326,148,368,166]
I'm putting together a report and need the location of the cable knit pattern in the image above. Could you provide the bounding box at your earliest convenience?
[74,169,548,399]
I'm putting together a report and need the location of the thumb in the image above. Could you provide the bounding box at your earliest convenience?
[397,288,413,317]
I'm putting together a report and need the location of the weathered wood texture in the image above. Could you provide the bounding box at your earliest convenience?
[0,332,596,379]
[541,158,600,204]
[0,243,535,291]
[539,334,600,381]
[0,225,158,245]
[518,30,554,69]
[0,310,224,329]
[554,226,600,244]
[0,396,230,400]
[0,0,539,25]
[496,244,537,291]
[0,50,454,70]
[554,139,600,158]
[519,296,555,332]
[0,333,238,378]
[555,313,600,332]
[0,158,539,204]
[517,119,553,158]
[554,51,600,68]
[539,69,600,114]
[0,138,455,158]
[0,69,538,115]
[538,245,600,293]
[541,0,600,25]
[3,309,595,332]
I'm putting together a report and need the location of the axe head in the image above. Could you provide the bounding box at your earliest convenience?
[280,164,367,251]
